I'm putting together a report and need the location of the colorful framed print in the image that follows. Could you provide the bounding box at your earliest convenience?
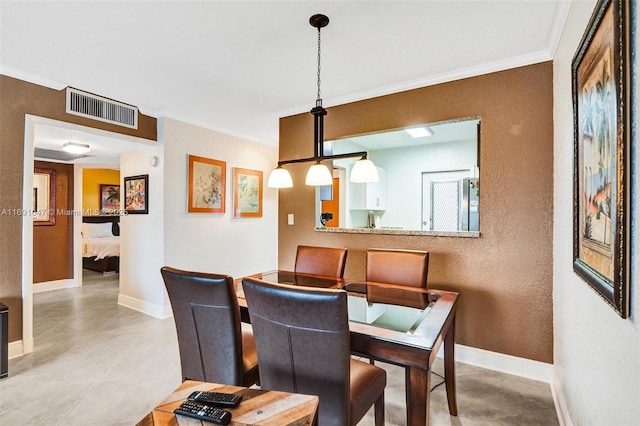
[233,168,263,218]
[188,155,226,214]
[99,184,121,215]
[572,0,631,318]
[123,174,149,214]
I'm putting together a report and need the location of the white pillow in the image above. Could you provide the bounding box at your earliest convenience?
[82,222,114,239]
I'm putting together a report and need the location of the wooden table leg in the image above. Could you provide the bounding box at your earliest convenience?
[444,317,458,416]
[406,366,429,425]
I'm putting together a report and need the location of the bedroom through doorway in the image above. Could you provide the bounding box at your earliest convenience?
[24,116,157,356]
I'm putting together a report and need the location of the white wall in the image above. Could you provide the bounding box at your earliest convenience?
[161,117,278,277]
[333,138,476,229]
[553,1,639,425]
[373,139,476,229]
[119,144,167,317]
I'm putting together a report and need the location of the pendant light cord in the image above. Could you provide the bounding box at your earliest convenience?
[316,26,322,104]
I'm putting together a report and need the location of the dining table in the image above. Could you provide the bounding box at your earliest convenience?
[236,270,459,426]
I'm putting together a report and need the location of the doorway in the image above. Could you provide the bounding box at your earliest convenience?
[21,115,156,355]
[421,169,472,231]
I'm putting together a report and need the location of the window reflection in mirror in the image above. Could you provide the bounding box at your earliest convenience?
[316,118,480,234]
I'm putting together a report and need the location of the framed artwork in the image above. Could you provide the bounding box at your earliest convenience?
[188,155,226,213]
[33,167,56,226]
[572,0,631,318]
[99,184,121,214]
[233,168,263,218]
[123,174,149,214]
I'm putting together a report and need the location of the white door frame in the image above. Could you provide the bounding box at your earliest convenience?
[21,114,153,355]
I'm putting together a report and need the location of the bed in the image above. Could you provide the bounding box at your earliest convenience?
[82,216,120,273]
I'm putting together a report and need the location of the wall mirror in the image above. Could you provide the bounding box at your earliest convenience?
[315,117,480,235]
[33,167,56,226]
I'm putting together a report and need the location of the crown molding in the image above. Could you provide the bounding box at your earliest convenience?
[278,50,553,119]
[0,66,67,90]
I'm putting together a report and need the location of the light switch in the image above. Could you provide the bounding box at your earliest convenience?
[287,214,294,225]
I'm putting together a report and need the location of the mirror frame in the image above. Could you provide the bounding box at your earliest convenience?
[33,167,56,226]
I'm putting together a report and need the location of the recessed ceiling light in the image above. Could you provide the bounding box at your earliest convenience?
[405,126,434,138]
[62,142,91,154]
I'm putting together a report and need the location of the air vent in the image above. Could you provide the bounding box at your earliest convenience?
[66,87,138,129]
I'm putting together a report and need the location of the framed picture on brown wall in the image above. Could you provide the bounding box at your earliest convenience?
[33,167,56,226]
[572,0,631,318]
[123,175,148,214]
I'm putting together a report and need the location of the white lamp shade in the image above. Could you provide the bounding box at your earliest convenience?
[267,167,293,188]
[350,158,379,183]
[62,142,91,154]
[305,163,333,186]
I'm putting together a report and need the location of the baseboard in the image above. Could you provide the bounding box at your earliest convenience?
[8,340,24,359]
[117,293,172,319]
[437,343,553,384]
[550,381,572,426]
[33,279,77,293]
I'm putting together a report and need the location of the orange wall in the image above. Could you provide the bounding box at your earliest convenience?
[278,62,554,363]
[83,169,120,214]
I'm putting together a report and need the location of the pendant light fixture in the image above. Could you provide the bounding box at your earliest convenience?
[267,14,379,188]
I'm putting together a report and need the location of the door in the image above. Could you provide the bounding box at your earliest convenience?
[321,177,340,227]
[421,170,471,231]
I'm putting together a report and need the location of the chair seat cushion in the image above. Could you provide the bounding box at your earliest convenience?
[349,358,387,424]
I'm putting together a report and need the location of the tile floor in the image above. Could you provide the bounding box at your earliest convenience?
[0,271,559,425]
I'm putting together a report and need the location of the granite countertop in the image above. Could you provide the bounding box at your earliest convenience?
[315,227,480,238]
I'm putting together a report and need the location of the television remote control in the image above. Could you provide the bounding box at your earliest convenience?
[188,391,243,407]
[174,400,232,425]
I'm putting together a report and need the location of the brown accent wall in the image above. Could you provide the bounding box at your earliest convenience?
[0,75,157,343]
[33,161,74,283]
[278,62,554,363]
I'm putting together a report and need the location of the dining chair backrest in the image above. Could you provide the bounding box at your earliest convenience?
[161,266,258,386]
[294,245,348,278]
[366,248,429,288]
[242,277,386,425]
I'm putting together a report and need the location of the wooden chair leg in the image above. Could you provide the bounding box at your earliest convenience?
[374,392,385,426]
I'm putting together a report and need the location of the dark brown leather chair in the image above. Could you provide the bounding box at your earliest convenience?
[294,245,348,278]
[366,248,429,288]
[242,277,386,426]
[161,266,259,387]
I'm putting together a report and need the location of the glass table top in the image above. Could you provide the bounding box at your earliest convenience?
[250,271,438,334]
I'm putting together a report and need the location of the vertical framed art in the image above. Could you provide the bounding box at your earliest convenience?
[572,0,631,317]
[99,184,120,215]
[233,168,263,218]
[188,155,226,213]
[33,168,56,226]
[124,175,149,214]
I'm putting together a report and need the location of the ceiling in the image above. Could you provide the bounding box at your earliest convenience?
[336,118,480,151]
[1,1,570,162]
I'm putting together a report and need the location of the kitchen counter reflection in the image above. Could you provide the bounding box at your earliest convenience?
[315,227,480,238]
